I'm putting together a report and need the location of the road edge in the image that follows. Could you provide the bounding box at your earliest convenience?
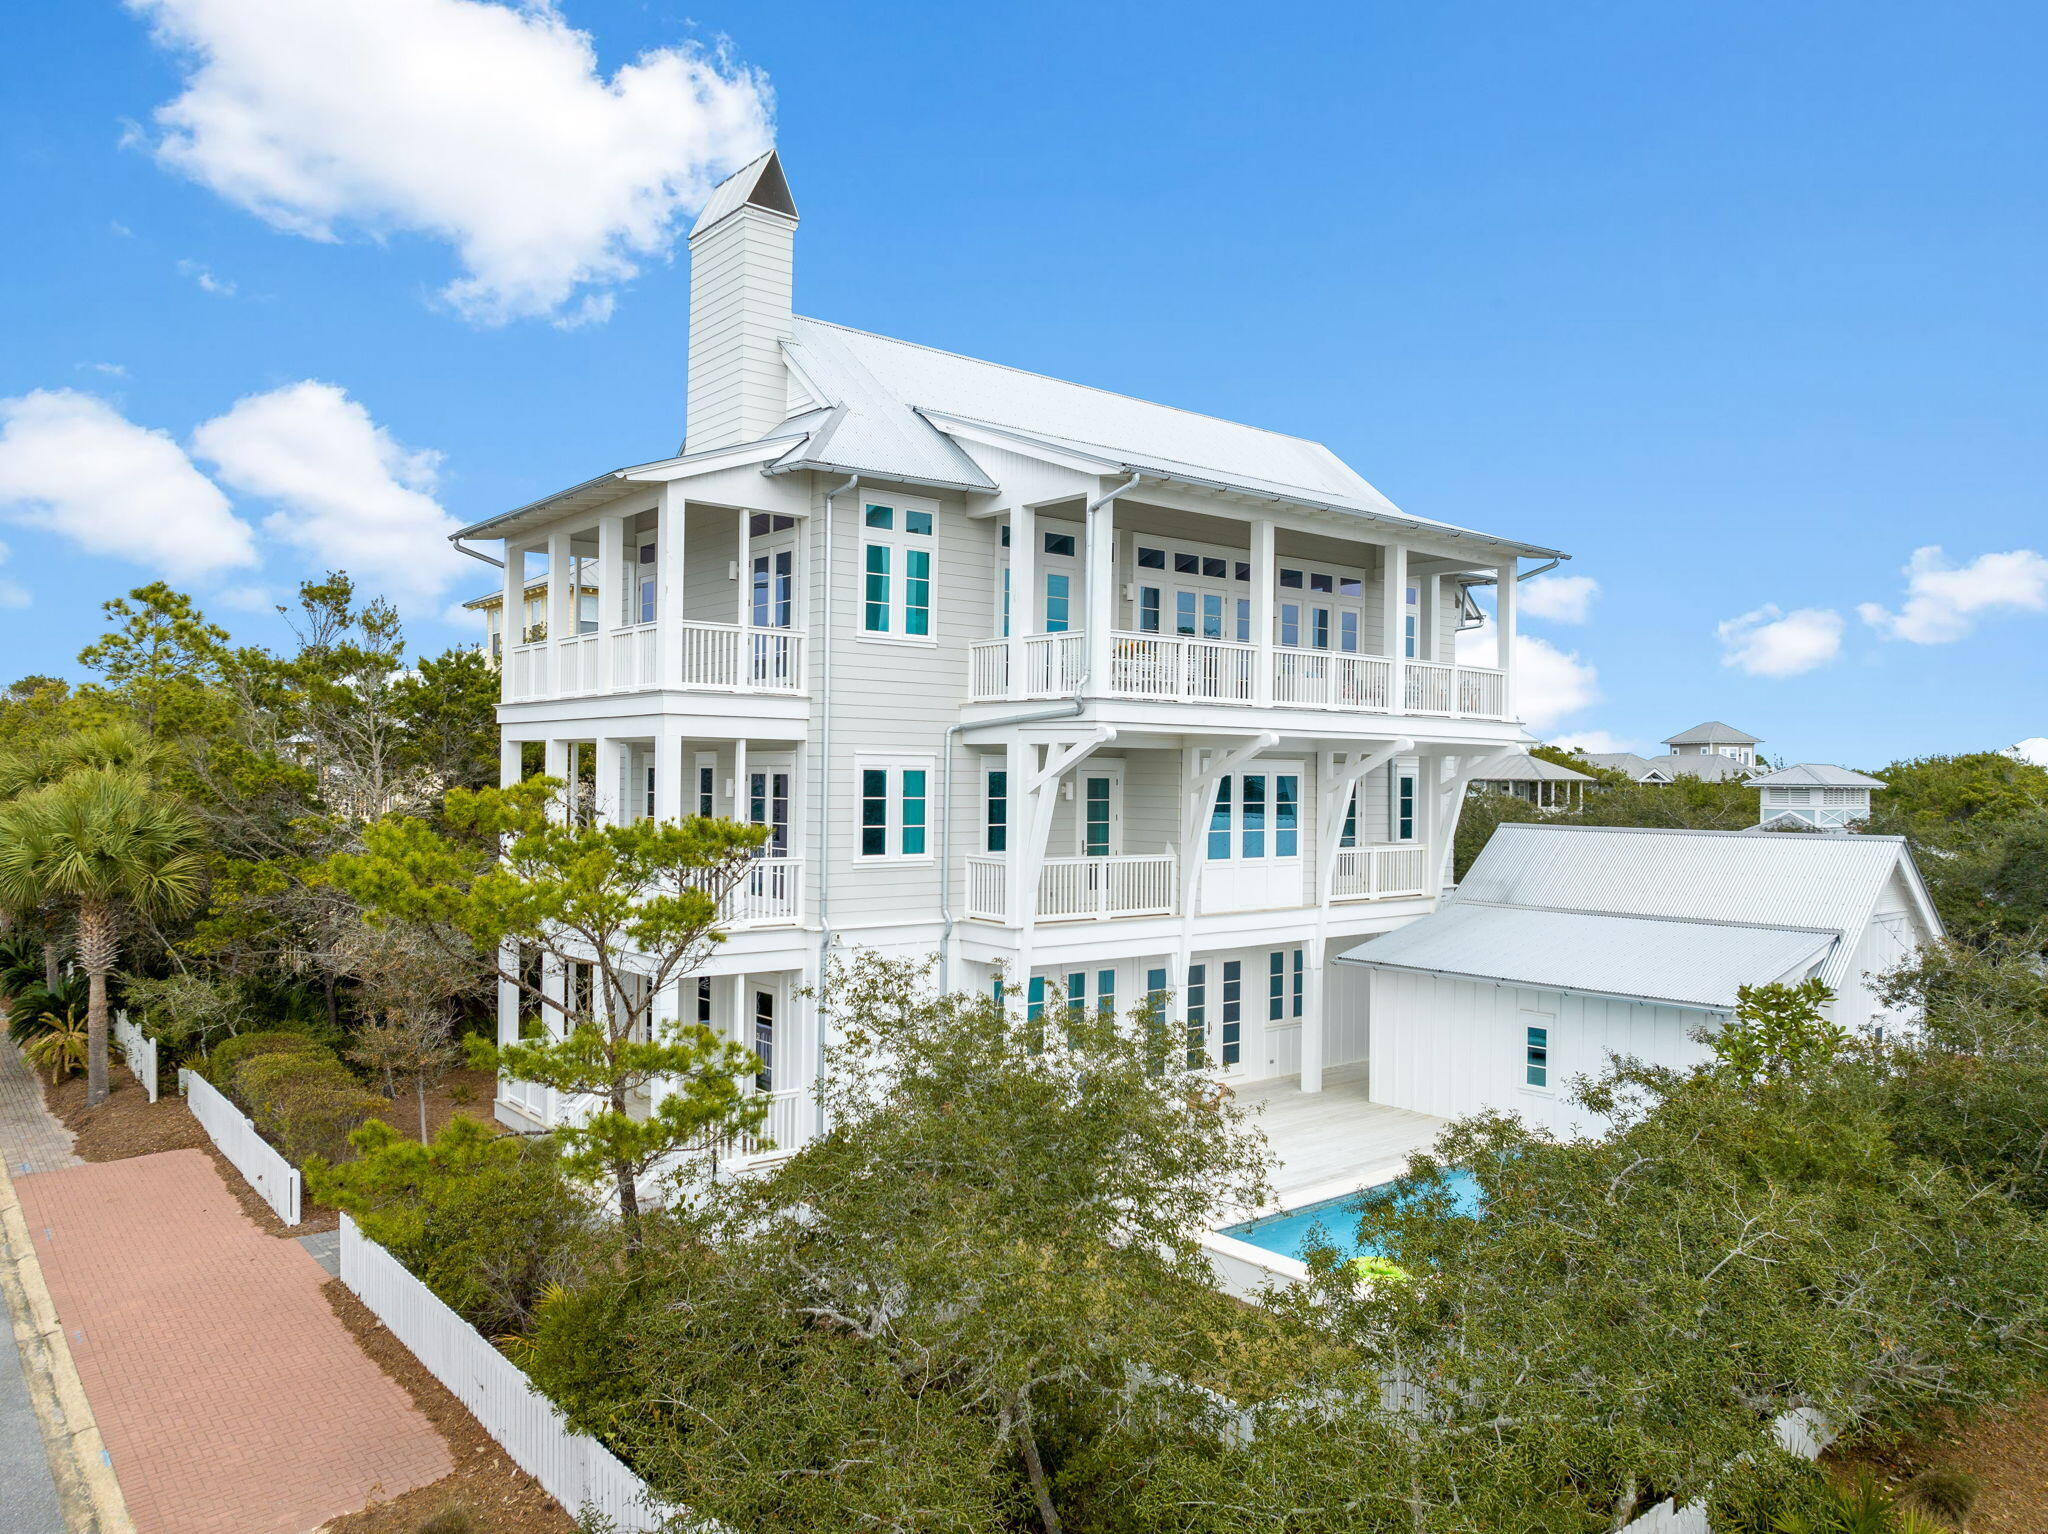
[0,1162,135,1534]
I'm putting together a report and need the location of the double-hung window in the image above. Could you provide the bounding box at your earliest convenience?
[858,758,932,859]
[861,501,935,638]
[984,767,1008,852]
[1404,582,1422,659]
[1524,1024,1549,1089]
[1391,764,1418,842]
[1207,768,1302,861]
[1268,948,1304,1021]
[1185,963,1208,1068]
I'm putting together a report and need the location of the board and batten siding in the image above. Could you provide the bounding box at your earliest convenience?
[1367,969,1714,1137]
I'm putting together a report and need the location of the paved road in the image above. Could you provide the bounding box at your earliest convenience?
[0,1034,75,1533]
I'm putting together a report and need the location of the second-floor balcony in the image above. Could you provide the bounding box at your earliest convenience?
[963,843,1429,924]
[967,631,1507,720]
[506,620,805,704]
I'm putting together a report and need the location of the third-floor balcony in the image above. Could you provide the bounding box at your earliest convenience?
[966,631,1507,720]
[506,620,805,704]
[963,842,1430,924]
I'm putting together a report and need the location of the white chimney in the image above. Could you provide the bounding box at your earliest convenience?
[685,151,798,453]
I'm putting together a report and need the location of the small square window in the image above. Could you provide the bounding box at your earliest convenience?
[1200,556,1226,578]
[905,509,934,536]
[1173,552,1199,574]
[1309,572,1333,592]
[1042,531,1075,556]
[1235,562,1251,582]
[1280,568,1304,588]
[864,505,893,529]
[1339,576,1362,596]
[1137,546,1166,569]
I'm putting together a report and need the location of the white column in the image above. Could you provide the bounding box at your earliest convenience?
[499,739,524,788]
[546,525,576,660]
[500,541,525,658]
[652,726,684,822]
[733,738,750,829]
[1251,519,1276,707]
[724,973,748,1053]
[595,513,626,691]
[594,737,629,825]
[1299,933,1327,1093]
[496,944,521,1050]
[1383,542,1407,711]
[736,507,752,626]
[1084,491,1116,695]
[1495,558,1518,719]
[660,485,689,687]
[1007,503,1035,699]
[1005,738,1033,926]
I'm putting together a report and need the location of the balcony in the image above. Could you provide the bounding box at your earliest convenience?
[679,855,803,928]
[965,852,1178,923]
[966,632,1506,720]
[504,621,805,703]
[1330,844,1429,901]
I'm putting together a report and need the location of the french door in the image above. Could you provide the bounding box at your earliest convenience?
[1074,764,1124,857]
[1200,762,1305,912]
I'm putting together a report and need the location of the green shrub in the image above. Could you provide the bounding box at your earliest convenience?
[235,1048,389,1165]
[203,1030,325,1096]
[1899,1468,1977,1527]
[406,1507,478,1534]
[6,978,89,1044]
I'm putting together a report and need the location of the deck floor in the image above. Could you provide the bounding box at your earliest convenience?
[1229,1063,1447,1213]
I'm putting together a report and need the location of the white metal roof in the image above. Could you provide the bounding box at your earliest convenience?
[1746,763,1885,789]
[1663,721,1762,746]
[688,150,795,238]
[1338,901,1837,1012]
[1468,751,1595,784]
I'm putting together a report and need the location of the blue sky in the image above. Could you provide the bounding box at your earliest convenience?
[2,0,2043,765]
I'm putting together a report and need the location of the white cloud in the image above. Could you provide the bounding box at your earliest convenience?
[176,258,237,296]
[1518,573,1599,624]
[0,541,29,610]
[1716,604,1843,678]
[128,0,774,325]
[192,380,465,602]
[1857,546,2048,644]
[1549,729,1643,756]
[81,362,130,378]
[2006,738,2048,768]
[0,389,258,578]
[1457,620,1600,733]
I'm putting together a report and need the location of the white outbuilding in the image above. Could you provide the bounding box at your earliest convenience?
[1748,763,1885,830]
[1334,823,1942,1135]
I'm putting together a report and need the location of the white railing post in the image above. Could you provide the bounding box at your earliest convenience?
[1496,557,1517,721]
[659,485,688,689]
[1008,503,1034,702]
[1084,491,1116,696]
[1384,541,1407,713]
[1251,519,1275,708]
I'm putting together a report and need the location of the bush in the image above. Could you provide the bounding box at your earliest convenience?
[235,1048,389,1165]
[6,977,89,1044]
[203,1030,325,1096]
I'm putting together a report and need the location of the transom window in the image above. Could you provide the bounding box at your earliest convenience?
[859,758,932,858]
[861,500,936,638]
[1133,538,1250,641]
[1207,767,1302,861]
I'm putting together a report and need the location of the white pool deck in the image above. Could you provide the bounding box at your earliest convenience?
[1228,1063,1447,1215]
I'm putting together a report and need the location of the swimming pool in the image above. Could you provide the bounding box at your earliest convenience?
[1219,1168,1482,1261]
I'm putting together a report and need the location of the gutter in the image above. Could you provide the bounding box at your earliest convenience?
[449,536,504,569]
[814,473,858,1129]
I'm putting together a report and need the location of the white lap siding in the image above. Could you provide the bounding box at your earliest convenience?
[1367,969,1714,1137]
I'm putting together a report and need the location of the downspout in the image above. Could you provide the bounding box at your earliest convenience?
[814,474,857,1128]
[448,535,505,569]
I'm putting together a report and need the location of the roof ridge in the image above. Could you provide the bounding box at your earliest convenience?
[796,316,1344,454]
[1495,823,1907,846]
[1449,898,1845,939]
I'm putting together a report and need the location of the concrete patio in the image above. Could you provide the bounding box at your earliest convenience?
[1230,1062,1446,1213]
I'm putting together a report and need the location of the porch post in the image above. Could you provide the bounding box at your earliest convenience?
[1383,541,1407,710]
[652,726,684,822]
[546,526,576,691]
[596,512,626,691]
[1495,557,1518,719]
[500,542,524,660]
[660,485,689,687]
[1008,502,1036,699]
[1251,518,1276,707]
[594,736,629,825]
[543,738,569,821]
[499,738,524,788]
[736,506,752,626]
[1300,933,1327,1093]
[1084,490,1116,696]
[733,737,750,832]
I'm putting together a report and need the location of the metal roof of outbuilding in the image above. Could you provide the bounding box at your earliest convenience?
[1663,721,1762,746]
[1746,763,1886,789]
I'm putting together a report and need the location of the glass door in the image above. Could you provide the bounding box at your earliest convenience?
[1201,762,1304,912]
[1075,763,1124,857]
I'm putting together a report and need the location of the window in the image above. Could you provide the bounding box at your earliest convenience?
[1404,583,1421,659]
[1185,963,1207,1068]
[1044,572,1071,632]
[1267,949,1305,1021]
[1082,774,1114,856]
[1206,769,1301,861]
[697,977,713,1026]
[749,513,796,537]
[1220,960,1242,1067]
[695,754,717,817]
[985,767,1008,852]
[634,540,658,624]
[643,764,656,822]
[858,760,932,858]
[748,766,791,855]
[751,548,793,628]
[860,501,935,637]
[1525,1025,1549,1089]
[1027,975,1047,1025]
[1137,545,1166,569]
[1393,768,1417,842]
[1137,586,1162,632]
[754,989,776,1091]
[1042,531,1076,557]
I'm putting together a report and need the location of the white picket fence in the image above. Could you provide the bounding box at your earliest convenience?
[179,1068,302,1227]
[112,1009,157,1102]
[338,1217,678,1531]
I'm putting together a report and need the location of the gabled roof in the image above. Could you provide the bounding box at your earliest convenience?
[689,149,796,237]
[1468,751,1595,784]
[1664,721,1762,746]
[1583,752,1669,782]
[1747,763,1885,789]
[1341,902,1837,1012]
[1640,752,1753,782]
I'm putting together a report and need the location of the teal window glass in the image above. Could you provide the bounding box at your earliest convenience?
[1044,572,1070,632]
[1275,775,1298,857]
[1397,773,1416,841]
[1138,586,1161,632]
[1220,960,1242,1066]
[986,769,1008,852]
[1241,774,1267,858]
[1084,776,1112,856]
[901,768,927,855]
[1185,963,1207,1068]
[905,509,933,535]
[1027,975,1046,1024]
[1293,947,1305,1017]
[1208,778,1232,859]
[904,548,931,635]
[863,544,890,631]
[1175,590,1198,635]
[1280,603,1301,646]
[1526,1026,1549,1088]
[1097,969,1115,1015]
[1312,607,1331,649]
[860,769,888,855]
[1067,972,1087,1017]
[1269,950,1286,1021]
[864,504,893,529]
[1341,790,1357,849]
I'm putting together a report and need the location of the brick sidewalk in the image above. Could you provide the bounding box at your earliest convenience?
[0,1035,78,1177]
[16,1149,450,1534]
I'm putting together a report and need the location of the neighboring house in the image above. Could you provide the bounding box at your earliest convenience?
[464,573,599,662]
[455,151,1564,1167]
[1465,751,1595,809]
[1586,721,1764,783]
[1336,823,1940,1136]
[1749,763,1884,830]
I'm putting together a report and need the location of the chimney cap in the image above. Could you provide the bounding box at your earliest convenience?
[690,149,796,239]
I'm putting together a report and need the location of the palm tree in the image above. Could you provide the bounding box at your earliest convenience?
[0,768,204,1105]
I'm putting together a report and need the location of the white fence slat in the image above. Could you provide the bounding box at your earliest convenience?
[339,1217,684,1531]
[179,1068,301,1226]
[113,1009,158,1102]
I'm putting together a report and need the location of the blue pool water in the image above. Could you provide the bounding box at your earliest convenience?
[1220,1168,1483,1261]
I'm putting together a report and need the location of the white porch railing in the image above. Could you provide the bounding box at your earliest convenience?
[1330,844,1431,900]
[726,1087,808,1159]
[966,632,1507,719]
[723,856,802,925]
[965,853,1178,921]
[504,622,805,702]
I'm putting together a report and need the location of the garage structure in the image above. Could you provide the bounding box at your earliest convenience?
[1335,823,1942,1136]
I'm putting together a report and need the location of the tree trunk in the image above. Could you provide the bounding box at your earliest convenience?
[1013,1388,1063,1534]
[323,972,339,1036]
[616,1163,641,1249]
[43,940,60,991]
[77,901,116,1108]
[415,1076,429,1142]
